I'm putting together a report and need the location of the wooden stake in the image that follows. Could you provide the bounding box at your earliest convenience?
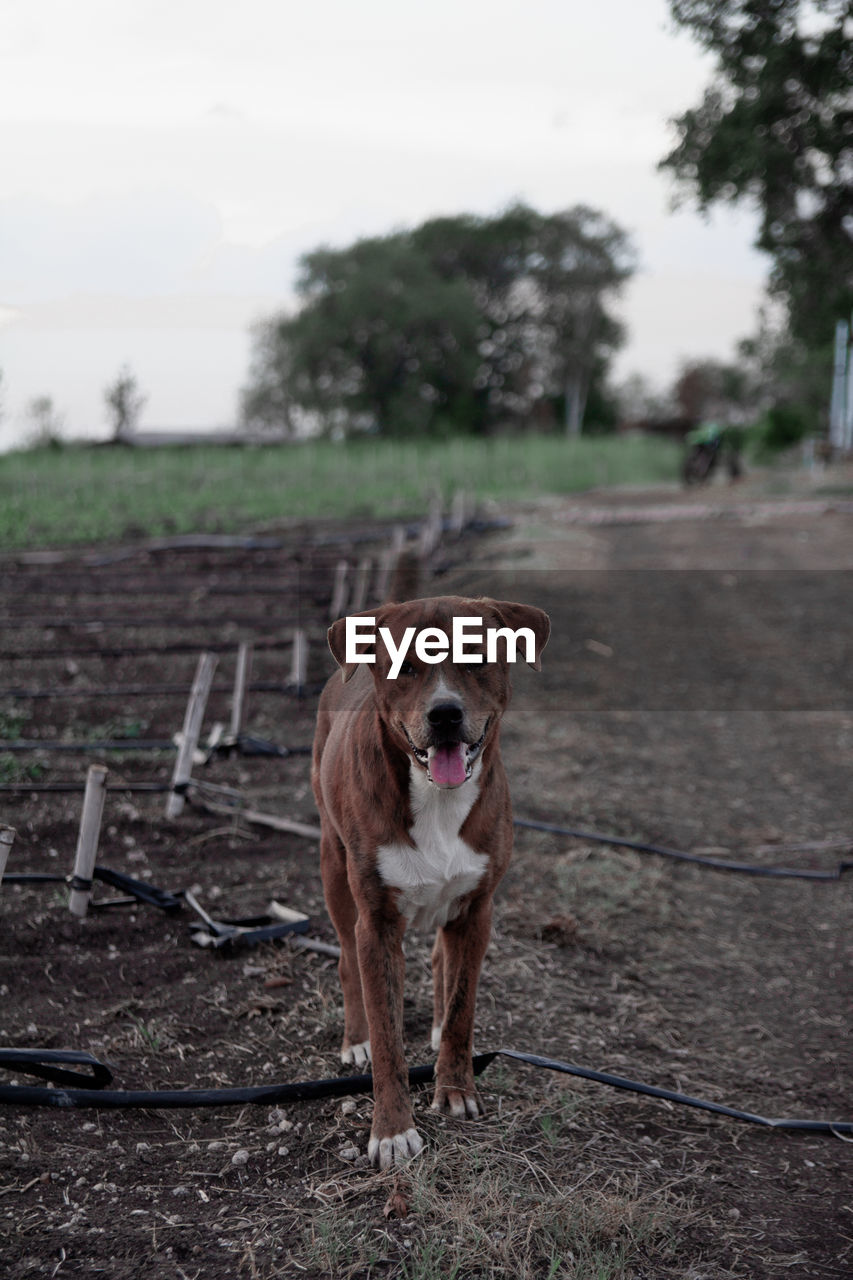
[288,934,342,959]
[449,489,468,536]
[349,557,372,612]
[0,825,15,883]
[186,785,322,839]
[69,765,108,918]
[418,492,443,558]
[376,526,406,600]
[230,641,253,739]
[330,560,349,619]
[289,628,308,691]
[166,652,218,819]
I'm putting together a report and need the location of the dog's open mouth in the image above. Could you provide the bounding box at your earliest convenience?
[404,722,488,788]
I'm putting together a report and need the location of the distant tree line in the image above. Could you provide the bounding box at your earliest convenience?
[242,203,635,439]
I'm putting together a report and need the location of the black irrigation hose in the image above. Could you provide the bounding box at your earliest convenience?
[0,740,179,753]
[0,781,171,793]
[0,779,849,879]
[0,680,324,700]
[513,817,853,883]
[0,735,313,756]
[2,865,311,945]
[1,866,184,913]
[0,637,292,662]
[0,1047,849,1136]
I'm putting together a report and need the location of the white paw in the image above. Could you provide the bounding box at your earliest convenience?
[341,1040,371,1068]
[367,1127,424,1170]
[430,1024,442,1052]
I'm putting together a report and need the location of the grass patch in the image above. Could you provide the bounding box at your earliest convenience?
[298,1131,690,1280]
[0,434,681,551]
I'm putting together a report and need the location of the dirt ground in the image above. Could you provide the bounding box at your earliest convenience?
[1,464,852,1279]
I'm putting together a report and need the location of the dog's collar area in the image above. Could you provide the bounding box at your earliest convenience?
[403,720,489,786]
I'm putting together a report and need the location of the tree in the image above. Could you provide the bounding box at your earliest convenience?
[241,320,299,438]
[104,365,146,441]
[26,396,64,448]
[660,0,853,353]
[243,205,634,438]
[412,205,547,429]
[672,356,761,424]
[524,206,634,433]
[244,235,482,438]
[413,204,634,432]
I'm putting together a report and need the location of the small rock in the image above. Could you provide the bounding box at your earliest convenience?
[207,1140,227,1153]
[338,1145,359,1162]
[340,1099,357,1116]
[277,1145,290,1158]
[231,1149,250,1167]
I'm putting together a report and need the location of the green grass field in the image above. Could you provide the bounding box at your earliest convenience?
[0,433,681,550]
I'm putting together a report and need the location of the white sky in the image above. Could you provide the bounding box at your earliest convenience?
[0,0,768,447]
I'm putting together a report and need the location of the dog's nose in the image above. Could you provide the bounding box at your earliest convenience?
[427,702,464,730]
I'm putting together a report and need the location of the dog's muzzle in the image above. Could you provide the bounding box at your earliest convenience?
[404,720,488,788]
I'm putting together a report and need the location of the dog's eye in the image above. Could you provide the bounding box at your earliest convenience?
[398,661,416,677]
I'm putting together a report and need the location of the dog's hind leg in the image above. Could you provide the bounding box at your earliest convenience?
[319,829,370,1066]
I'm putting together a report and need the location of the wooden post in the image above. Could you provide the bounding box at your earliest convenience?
[449,489,468,536]
[289,628,308,692]
[69,765,108,918]
[376,526,406,600]
[329,560,349,619]
[349,557,372,612]
[166,651,218,819]
[418,492,443,559]
[230,642,253,740]
[0,825,15,883]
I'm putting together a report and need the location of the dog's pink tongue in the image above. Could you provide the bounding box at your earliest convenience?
[430,743,467,787]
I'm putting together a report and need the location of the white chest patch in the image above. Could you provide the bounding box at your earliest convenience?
[376,762,488,932]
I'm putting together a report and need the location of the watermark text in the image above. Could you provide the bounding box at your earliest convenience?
[346,616,536,679]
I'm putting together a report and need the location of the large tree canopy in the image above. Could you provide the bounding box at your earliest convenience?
[242,204,633,438]
[660,0,853,348]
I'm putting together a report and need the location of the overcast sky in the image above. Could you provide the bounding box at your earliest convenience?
[0,0,768,448]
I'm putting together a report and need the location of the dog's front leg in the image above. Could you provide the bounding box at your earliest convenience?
[431,896,493,1119]
[355,910,424,1169]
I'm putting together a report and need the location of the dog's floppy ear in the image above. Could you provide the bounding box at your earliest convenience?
[483,600,550,670]
[327,608,379,683]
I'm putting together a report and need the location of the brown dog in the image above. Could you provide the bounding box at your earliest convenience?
[312,595,549,1168]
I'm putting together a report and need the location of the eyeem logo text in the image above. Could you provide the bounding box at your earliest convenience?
[345,616,537,679]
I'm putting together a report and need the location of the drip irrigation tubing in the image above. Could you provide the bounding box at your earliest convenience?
[0,1046,849,1136]
[0,612,308,632]
[1,866,313,946]
[1,740,179,753]
[0,735,313,756]
[0,781,171,793]
[0,578,330,599]
[0,680,324,700]
[0,637,292,662]
[513,817,853,882]
[0,758,849,879]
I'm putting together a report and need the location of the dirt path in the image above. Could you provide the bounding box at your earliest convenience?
[456,481,853,1275]
[1,474,851,1278]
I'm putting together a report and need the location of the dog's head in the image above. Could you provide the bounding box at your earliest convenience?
[327,595,549,789]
